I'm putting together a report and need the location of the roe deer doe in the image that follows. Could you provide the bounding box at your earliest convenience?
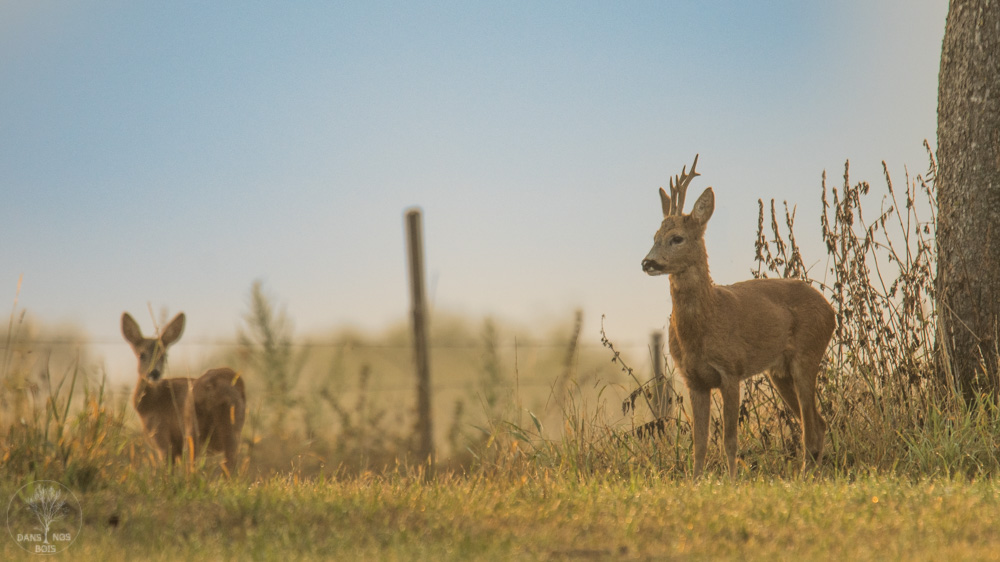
[122,312,246,471]
[641,155,835,478]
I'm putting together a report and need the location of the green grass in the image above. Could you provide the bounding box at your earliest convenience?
[3,472,998,561]
[5,152,999,560]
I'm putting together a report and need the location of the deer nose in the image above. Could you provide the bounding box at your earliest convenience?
[642,258,667,275]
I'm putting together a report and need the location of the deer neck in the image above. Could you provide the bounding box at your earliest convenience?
[668,259,715,344]
[132,376,155,414]
[133,376,173,415]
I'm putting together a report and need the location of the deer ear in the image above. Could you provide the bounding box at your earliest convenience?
[658,187,672,217]
[121,313,142,347]
[161,313,186,346]
[690,187,715,225]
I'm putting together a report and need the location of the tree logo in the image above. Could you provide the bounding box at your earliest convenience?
[6,480,82,555]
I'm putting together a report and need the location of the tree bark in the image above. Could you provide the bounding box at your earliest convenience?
[936,0,1000,399]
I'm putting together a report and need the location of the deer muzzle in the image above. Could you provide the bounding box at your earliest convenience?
[642,258,667,276]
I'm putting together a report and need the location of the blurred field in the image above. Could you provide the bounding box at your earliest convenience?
[4,151,1000,559]
[1,296,653,480]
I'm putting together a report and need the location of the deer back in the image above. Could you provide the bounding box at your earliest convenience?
[674,278,834,384]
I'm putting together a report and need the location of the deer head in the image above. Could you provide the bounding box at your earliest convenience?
[641,154,716,276]
[121,312,186,382]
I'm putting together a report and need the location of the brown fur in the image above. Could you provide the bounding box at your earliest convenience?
[122,312,246,471]
[642,156,835,477]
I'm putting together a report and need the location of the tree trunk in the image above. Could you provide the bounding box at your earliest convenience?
[936,0,1000,400]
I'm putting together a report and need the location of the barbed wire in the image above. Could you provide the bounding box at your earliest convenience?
[94,379,588,394]
[0,338,652,350]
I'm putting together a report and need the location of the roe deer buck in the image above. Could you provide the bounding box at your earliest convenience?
[122,312,246,471]
[641,155,835,478]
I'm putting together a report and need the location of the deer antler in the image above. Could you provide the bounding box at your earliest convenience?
[667,154,699,216]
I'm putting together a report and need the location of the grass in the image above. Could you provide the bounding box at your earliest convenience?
[4,146,1000,560]
[3,472,999,560]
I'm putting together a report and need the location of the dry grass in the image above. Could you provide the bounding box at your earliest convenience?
[4,471,1000,561]
[740,144,999,478]
[4,145,1000,559]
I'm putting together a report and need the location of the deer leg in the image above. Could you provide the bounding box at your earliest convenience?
[223,442,236,474]
[791,357,827,471]
[689,387,711,478]
[766,369,801,421]
[218,424,238,475]
[167,436,183,467]
[225,401,244,474]
[720,378,740,479]
[155,428,181,467]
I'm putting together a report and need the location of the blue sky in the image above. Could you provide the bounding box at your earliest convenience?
[1,1,946,378]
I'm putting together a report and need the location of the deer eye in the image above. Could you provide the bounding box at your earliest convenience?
[669,235,685,245]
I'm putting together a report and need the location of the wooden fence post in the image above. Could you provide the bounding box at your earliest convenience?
[650,330,673,419]
[405,208,434,473]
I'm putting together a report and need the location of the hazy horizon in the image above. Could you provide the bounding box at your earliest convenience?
[2,1,947,381]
